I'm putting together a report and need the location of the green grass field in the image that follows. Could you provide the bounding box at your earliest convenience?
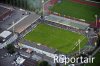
[50,0,100,23]
[24,23,88,54]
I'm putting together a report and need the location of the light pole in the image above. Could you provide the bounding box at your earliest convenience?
[42,0,44,17]
[78,39,81,55]
[12,21,15,35]
[42,0,50,17]
[95,14,98,27]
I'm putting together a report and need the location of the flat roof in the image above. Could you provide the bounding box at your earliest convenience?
[16,57,25,64]
[23,58,38,66]
[0,31,12,38]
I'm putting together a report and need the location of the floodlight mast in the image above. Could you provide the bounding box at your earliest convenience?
[12,21,15,35]
[42,0,44,17]
[42,0,50,18]
[95,14,98,27]
[78,39,81,55]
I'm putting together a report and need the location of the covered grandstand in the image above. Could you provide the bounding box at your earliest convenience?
[45,14,90,30]
[8,12,40,34]
[0,5,13,21]
[19,40,56,58]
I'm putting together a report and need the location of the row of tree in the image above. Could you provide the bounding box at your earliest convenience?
[0,0,35,11]
[0,0,26,8]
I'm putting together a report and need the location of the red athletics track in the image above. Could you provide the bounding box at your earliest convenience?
[72,0,100,8]
[72,0,100,28]
[44,0,58,14]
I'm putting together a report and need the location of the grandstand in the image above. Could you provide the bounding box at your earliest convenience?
[8,12,40,34]
[45,15,89,30]
[0,5,13,21]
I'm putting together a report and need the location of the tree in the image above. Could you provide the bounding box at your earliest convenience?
[6,44,16,54]
[38,61,51,66]
[56,63,60,66]
[0,0,36,11]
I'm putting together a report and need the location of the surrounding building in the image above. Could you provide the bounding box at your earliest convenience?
[0,31,18,49]
[0,6,13,21]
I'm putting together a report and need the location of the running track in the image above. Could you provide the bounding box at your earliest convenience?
[72,0,100,8]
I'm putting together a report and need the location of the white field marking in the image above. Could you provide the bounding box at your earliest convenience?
[7,15,29,30]
[72,42,79,50]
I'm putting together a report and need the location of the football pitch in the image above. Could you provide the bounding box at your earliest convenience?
[24,23,88,54]
[50,0,100,23]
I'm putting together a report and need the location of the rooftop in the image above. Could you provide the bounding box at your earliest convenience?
[0,6,10,17]
[16,56,25,65]
[23,58,38,66]
[0,31,12,38]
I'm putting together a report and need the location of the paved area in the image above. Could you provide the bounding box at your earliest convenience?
[0,6,40,35]
[0,8,26,30]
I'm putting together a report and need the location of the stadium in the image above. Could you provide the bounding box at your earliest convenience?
[20,1,99,65]
[0,0,98,60]
[0,0,100,66]
[24,23,88,54]
[22,0,100,55]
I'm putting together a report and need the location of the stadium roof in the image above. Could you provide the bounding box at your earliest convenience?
[9,12,40,34]
[45,15,90,30]
[21,40,56,53]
